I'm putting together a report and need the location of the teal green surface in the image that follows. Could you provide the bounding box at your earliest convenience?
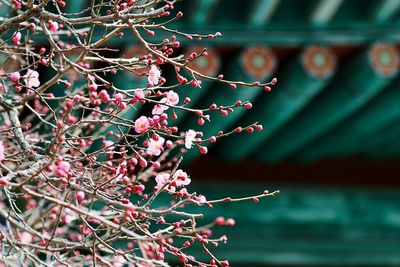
[362,122,400,159]
[218,47,334,162]
[42,0,400,164]
[179,51,273,164]
[171,182,400,265]
[298,78,400,162]
[6,0,400,266]
[0,2,11,17]
[65,0,87,13]
[255,47,398,163]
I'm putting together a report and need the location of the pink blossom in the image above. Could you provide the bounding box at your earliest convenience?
[12,32,21,45]
[155,173,170,190]
[185,129,197,149]
[178,188,189,197]
[115,161,127,181]
[194,194,207,203]
[67,114,77,124]
[152,161,161,168]
[76,191,85,201]
[112,255,127,267]
[148,65,161,85]
[10,71,20,83]
[121,176,130,184]
[151,91,179,115]
[199,145,208,154]
[99,90,110,103]
[173,169,191,187]
[165,90,179,105]
[49,20,59,32]
[24,69,40,88]
[225,218,236,226]
[152,102,168,115]
[114,93,124,103]
[116,161,126,174]
[147,136,165,156]
[73,94,82,102]
[61,208,77,224]
[165,140,173,148]
[19,232,33,243]
[0,177,8,186]
[134,116,150,134]
[88,83,97,91]
[127,0,136,6]
[27,199,37,209]
[118,102,127,109]
[134,89,144,99]
[0,141,5,161]
[28,23,36,30]
[103,140,115,151]
[55,160,70,177]
[139,157,147,167]
[155,170,190,191]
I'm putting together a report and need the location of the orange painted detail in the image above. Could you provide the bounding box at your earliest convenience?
[302,45,335,78]
[369,43,399,77]
[241,46,276,79]
[186,47,220,76]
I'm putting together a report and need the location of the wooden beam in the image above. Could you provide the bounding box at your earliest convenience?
[180,46,276,164]
[249,0,281,25]
[176,183,400,265]
[375,0,400,22]
[310,0,344,24]
[298,79,400,162]
[256,43,399,163]
[218,46,335,162]
[191,0,217,25]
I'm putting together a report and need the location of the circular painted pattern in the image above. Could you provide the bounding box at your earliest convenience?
[369,43,399,77]
[186,47,220,76]
[241,46,276,80]
[302,45,336,79]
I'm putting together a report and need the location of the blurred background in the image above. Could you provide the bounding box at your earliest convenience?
[10,0,400,265]
[170,0,400,266]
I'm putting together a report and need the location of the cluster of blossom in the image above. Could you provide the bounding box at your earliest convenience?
[0,0,278,266]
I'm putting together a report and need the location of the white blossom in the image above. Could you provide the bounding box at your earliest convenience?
[24,69,40,88]
[148,65,161,85]
[173,169,191,186]
[147,137,165,156]
[185,129,197,149]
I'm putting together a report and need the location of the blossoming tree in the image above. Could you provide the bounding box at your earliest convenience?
[0,0,278,266]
